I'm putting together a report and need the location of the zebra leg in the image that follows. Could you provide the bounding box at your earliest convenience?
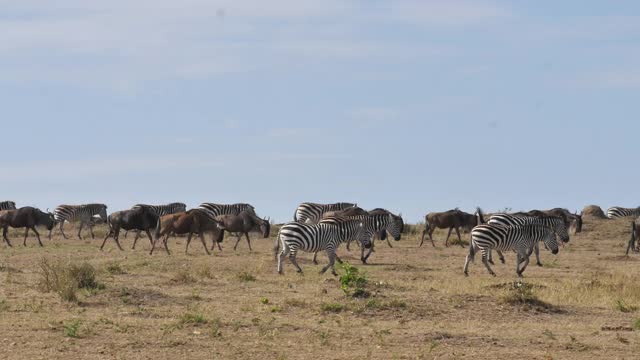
[362,244,374,264]
[385,234,393,248]
[481,249,497,277]
[289,250,303,273]
[455,227,463,247]
[233,234,242,251]
[2,226,12,247]
[32,227,44,247]
[346,238,352,251]
[89,224,96,240]
[312,251,319,265]
[320,249,338,276]
[534,243,542,266]
[59,221,68,240]
[445,227,453,247]
[77,221,84,240]
[277,243,289,274]
[463,242,476,276]
[23,228,29,246]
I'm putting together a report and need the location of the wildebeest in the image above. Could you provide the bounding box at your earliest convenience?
[420,209,477,247]
[151,209,224,255]
[214,211,270,251]
[0,201,17,211]
[523,208,582,233]
[0,207,55,247]
[101,206,160,251]
[626,217,640,255]
[293,202,357,224]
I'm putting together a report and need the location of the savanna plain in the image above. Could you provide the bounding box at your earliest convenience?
[0,217,639,359]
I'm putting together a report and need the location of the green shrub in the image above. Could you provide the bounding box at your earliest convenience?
[63,319,81,338]
[237,272,256,282]
[339,263,369,298]
[321,303,344,313]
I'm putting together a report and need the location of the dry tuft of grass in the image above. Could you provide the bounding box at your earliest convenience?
[38,258,102,303]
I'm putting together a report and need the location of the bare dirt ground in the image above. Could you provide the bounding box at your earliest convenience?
[0,217,639,359]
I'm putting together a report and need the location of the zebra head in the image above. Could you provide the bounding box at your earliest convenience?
[541,227,559,255]
[355,222,373,249]
[551,218,570,243]
[384,213,403,241]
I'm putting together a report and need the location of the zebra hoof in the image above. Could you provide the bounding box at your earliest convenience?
[490,273,497,277]
[488,260,495,265]
[464,272,469,277]
[536,262,543,267]
[500,259,505,264]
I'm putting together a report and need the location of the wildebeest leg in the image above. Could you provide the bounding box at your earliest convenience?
[420,227,427,247]
[145,230,154,249]
[199,232,211,255]
[534,243,542,266]
[23,228,29,246]
[233,234,242,251]
[455,227,463,247]
[428,228,436,247]
[132,231,141,250]
[32,227,44,247]
[185,232,193,254]
[100,230,111,250]
[2,226,12,247]
[320,249,338,276]
[124,230,129,239]
[445,227,453,247]
[245,232,252,251]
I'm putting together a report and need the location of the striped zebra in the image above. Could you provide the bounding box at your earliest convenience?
[318,213,404,264]
[49,204,108,240]
[0,201,16,211]
[275,213,403,275]
[607,206,640,219]
[487,213,570,266]
[293,202,356,224]
[198,203,256,218]
[124,202,187,240]
[464,223,559,277]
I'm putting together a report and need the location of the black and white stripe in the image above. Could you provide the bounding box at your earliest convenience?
[275,220,371,276]
[464,223,559,277]
[293,202,356,224]
[319,213,403,264]
[0,201,16,211]
[50,203,108,240]
[607,206,640,219]
[198,203,256,218]
[125,203,187,239]
[487,213,569,266]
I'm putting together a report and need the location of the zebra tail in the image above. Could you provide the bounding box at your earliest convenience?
[468,240,476,263]
[273,227,282,260]
[475,207,485,224]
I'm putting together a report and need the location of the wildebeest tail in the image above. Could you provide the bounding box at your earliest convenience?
[293,208,298,222]
[154,215,161,242]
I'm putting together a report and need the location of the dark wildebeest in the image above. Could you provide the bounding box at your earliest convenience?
[0,207,55,247]
[101,206,160,251]
[523,208,582,234]
[213,211,270,251]
[151,209,224,255]
[626,217,640,255]
[420,209,477,247]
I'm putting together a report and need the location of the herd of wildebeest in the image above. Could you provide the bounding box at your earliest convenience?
[0,200,638,277]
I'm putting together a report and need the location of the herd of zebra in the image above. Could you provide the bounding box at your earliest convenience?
[0,200,639,277]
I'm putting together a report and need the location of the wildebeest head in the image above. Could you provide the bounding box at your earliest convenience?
[260,217,271,238]
[39,209,56,230]
[574,211,583,233]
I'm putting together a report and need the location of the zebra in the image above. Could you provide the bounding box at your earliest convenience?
[607,206,640,219]
[0,201,16,211]
[293,202,356,224]
[463,223,559,277]
[198,203,256,217]
[124,202,187,240]
[317,213,404,264]
[275,213,403,275]
[486,213,570,266]
[49,204,108,240]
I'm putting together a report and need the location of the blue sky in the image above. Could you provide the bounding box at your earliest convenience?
[1,1,638,223]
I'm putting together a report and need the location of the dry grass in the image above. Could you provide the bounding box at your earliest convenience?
[0,218,638,359]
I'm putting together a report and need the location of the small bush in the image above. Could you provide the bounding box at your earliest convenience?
[615,299,638,313]
[237,272,256,282]
[321,302,345,313]
[38,258,102,303]
[260,297,269,305]
[63,319,81,338]
[210,318,222,338]
[633,319,640,330]
[172,269,196,284]
[270,306,283,313]
[106,262,126,275]
[339,263,369,298]
[180,312,208,325]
